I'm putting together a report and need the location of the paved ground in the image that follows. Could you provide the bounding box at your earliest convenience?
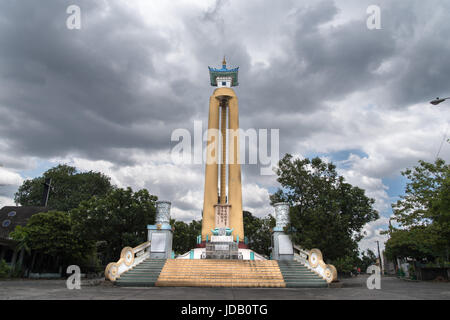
[0,275,449,300]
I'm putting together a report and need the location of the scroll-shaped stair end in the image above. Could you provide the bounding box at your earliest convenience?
[105,241,151,281]
[293,245,338,284]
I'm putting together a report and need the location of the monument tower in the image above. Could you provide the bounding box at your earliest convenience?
[105,58,337,286]
[201,58,244,245]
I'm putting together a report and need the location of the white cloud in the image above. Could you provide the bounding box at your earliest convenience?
[53,151,205,221]
[340,167,391,213]
[359,216,391,254]
[0,195,16,207]
[52,152,281,221]
[242,183,272,218]
[0,167,23,186]
[0,166,24,205]
[1,0,449,257]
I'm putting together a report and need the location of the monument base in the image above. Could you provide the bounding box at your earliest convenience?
[272,231,294,261]
[205,241,241,259]
[147,224,173,259]
[176,247,266,260]
[196,241,248,249]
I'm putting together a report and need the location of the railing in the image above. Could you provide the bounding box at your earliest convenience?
[104,241,151,281]
[293,244,338,283]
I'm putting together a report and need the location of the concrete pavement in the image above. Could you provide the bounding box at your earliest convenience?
[0,275,449,300]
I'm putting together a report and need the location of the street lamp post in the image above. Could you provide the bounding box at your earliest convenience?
[430,97,450,105]
[376,240,383,275]
[430,97,449,159]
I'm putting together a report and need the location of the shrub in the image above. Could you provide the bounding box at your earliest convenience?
[0,259,10,278]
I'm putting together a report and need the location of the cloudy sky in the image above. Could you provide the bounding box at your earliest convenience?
[0,0,449,254]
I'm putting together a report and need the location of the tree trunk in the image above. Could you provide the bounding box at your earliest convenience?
[0,246,6,261]
[9,250,18,275]
[55,255,60,271]
[29,251,37,277]
[18,248,24,269]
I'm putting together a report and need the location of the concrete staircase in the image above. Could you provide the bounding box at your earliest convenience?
[114,259,328,288]
[277,260,328,288]
[156,260,285,287]
[115,259,166,287]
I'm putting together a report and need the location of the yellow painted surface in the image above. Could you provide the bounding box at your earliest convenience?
[201,87,244,242]
[227,96,244,241]
[220,103,227,205]
[201,95,220,241]
[155,260,286,287]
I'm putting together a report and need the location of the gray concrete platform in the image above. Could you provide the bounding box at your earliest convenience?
[0,275,449,300]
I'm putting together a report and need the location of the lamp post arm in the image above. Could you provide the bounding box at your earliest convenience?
[430,97,450,105]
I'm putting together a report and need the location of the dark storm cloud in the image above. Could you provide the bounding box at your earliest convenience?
[0,0,449,171]
[0,0,199,162]
[239,1,395,117]
[232,0,450,166]
[380,0,450,106]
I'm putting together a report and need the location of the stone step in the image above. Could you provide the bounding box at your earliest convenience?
[113,258,166,287]
[279,272,318,276]
[156,282,285,288]
[283,278,325,282]
[118,278,160,282]
[278,265,309,268]
[282,274,322,278]
[114,258,328,288]
[119,274,160,279]
[276,260,327,287]
[157,276,284,281]
[279,269,310,272]
[155,260,286,288]
[285,282,328,288]
[127,267,166,272]
[115,281,157,287]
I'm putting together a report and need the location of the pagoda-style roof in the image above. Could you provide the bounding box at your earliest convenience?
[208,58,239,87]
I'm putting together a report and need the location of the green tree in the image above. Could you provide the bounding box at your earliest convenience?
[387,158,450,261]
[0,260,11,278]
[10,225,31,257]
[8,225,31,275]
[10,211,94,269]
[171,219,202,254]
[359,249,378,272]
[243,211,275,257]
[15,164,113,211]
[331,254,359,274]
[270,154,379,264]
[392,158,449,227]
[70,187,157,264]
[384,226,439,261]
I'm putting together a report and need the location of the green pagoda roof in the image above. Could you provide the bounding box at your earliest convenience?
[208,58,239,87]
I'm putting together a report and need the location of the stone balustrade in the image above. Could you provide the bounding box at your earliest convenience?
[293,244,338,283]
[104,241,151,281]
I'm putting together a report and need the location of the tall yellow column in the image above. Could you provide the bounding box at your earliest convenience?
[228,96,244,242]
[220,101,227,205]
[201,87,244,243]
[201,95,220,241]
